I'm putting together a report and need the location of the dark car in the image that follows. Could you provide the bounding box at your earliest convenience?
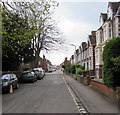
[20,71,37,83]
[1,74,19,93]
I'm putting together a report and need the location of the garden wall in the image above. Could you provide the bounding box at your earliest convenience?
[90,79,120,101]
[68,73,120,102]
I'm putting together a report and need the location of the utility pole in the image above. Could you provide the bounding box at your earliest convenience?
[70,44,77,64]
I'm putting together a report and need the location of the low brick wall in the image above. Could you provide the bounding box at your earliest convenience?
[90,79,120,101]
[66,73,120,101]
[76,74,83,83]
[72,74,77,80]
[83,77,91,85]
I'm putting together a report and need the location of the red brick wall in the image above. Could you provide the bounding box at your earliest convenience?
[90,80,114,96]
[83,77,91,85]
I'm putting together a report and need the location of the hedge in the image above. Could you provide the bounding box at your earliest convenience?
[103,37,120,87]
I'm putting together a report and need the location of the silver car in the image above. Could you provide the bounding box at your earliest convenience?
[33,68,45,79]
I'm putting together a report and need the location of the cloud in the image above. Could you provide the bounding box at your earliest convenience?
[58,19,93,42]
[54,13,94,48]
[53,4,97,47]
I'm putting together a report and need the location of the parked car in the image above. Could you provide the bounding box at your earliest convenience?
[32,68,42,80]
[48,68,53,73]
[33,68,45,79]
[20,71,37,83]
[1,74,19,93]
[48,68,56,73]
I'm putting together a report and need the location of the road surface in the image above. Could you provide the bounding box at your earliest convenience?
[2,70,79,113]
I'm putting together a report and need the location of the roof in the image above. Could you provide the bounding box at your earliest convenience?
[89,35,96,45]
[75,49,79,55]
[115,5,120,17]
[71,55,74,59]
[100,13,107,22]
[81,42,87,50]
[97,26,102,31]
[108,2,120,17]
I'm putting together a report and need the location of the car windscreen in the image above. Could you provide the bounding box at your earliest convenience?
[1,74,11,80]
[33,70,39,73]
[22,71,34,76]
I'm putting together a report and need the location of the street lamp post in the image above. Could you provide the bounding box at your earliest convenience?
[70,44,77,64]
[70,44,76,51]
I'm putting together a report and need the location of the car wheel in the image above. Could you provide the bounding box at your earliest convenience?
[9,85,13,93]
[16,83,19,89]
[32,79,35,83]
[35,77,37,82]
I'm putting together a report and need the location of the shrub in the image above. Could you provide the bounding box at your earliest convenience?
[64,63,85,75]
[70,64,76,74]
[64,63,71,73]
[76,68,83,75]
[70,64,84,74]
[103,37,120,87]
[84,68,90,72]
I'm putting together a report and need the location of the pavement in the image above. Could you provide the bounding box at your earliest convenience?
[63,73,119,114]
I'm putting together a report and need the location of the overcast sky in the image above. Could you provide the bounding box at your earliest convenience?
[41,0,119,65]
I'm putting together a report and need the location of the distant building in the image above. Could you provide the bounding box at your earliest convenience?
[39,55,52,72]
[70,55,74,64]
[77,31,96,73]
[81,42,87,68]
[64,57,70,64]
[85,31,96,73]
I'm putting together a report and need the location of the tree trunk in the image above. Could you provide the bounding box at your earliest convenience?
[34,52,39,67]
[34,46,42,68]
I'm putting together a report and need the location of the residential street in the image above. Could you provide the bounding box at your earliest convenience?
[2,1,120,114]
[2,70,119,114]
[2,71,79,113]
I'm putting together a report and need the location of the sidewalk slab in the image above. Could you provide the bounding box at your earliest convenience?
[63,74,119,114]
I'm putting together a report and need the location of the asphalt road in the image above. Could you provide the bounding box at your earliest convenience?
[2,70,79,113]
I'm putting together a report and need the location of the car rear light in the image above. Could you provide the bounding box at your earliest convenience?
[29,72,33,74]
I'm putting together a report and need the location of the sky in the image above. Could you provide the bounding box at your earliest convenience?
[41,0,120,65]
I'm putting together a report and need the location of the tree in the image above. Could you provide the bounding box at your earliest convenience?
[2,3,34,71]
[2,0,64,70]
[3,0,64,67]
[102,37,120,87]
[26,1,63,67]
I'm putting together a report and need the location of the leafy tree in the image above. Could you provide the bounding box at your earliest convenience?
[2,3,34,71]
[3,0,64,67]
[2,0,64,70]
[103,37,120,87]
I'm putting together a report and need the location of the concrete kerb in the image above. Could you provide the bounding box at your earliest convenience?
[63,74,90,113]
